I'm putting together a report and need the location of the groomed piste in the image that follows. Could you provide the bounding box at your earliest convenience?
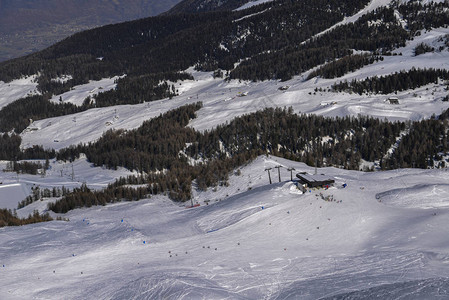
[1,156,449,299]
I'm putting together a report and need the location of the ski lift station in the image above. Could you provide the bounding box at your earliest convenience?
[296,172,335,188]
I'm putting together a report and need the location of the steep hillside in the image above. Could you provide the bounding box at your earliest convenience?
[0,0,182,62]
[0,0,371,83]
[3,0,448,92]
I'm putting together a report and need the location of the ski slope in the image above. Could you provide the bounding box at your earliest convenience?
[0,76,39,110]
[0,157,137,212]
[49,76,123,106]
[20,27,449,151]
[0,182,29,211]
[1,156,449,299]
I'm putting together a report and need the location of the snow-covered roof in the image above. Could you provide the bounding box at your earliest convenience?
[296,173,335,185]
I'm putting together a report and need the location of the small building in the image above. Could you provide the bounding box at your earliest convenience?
[296,172,335,188]
[387,97,399,104]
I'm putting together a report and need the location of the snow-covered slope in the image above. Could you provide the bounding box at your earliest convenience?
[20,25,449,151]
[0,157,137,212]
[234,0,275,11]
[49,76,123,106]
[0,182,29,211]
[0,76,39,109]
[1,156,449,299]
[306,0,394,41]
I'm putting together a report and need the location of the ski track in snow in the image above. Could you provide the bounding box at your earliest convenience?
[1,156,449,299]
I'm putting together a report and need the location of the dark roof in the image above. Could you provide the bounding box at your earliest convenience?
[296,173,335,187]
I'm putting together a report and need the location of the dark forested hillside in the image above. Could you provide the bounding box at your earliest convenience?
[48,103,449,212]
[0,0,371,85]
[0,209,52,227]
[1,0,448,88]
[2,0,446,100]
[331,68,449,94]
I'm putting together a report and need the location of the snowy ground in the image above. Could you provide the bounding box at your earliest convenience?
[1,155,449,299]
[0,75,39,110]
[49,76,123,106]
[19,26,449,151]
[0,157,137,213]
